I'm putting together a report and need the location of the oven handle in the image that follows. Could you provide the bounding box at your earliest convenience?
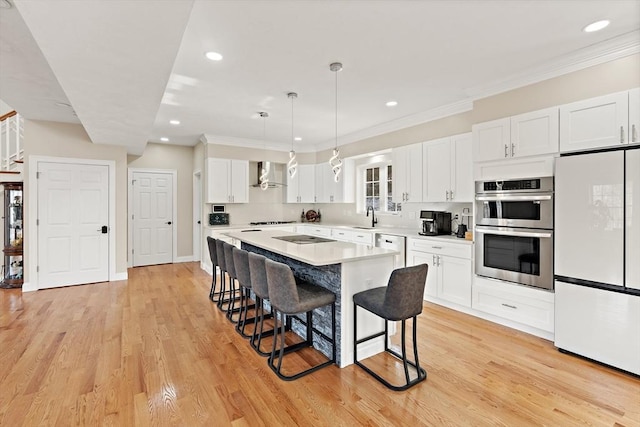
[475,194,552,202]
[475,226,553,239]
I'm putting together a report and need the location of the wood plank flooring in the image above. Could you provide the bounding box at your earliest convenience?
[1,262,638,426]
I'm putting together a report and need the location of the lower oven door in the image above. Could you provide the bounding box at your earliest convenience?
[475,225,553,290]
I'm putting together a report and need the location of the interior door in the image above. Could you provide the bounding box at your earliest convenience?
[38,162,109,288]
[132,171,173,267]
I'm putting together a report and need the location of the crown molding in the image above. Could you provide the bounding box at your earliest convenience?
[467,30,640,101]
[313,99,474,151]
[202,133,317,153]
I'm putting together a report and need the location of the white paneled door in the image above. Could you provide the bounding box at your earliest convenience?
[132,171,173,267]
[38,162,109,288]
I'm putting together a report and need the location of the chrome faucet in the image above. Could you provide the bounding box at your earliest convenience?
[366,206,378,228]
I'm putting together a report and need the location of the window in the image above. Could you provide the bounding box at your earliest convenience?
[362,163,399,213]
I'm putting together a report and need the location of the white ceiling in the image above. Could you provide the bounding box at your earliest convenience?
[1,0,639,155]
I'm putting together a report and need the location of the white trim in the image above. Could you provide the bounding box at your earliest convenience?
[174,255,194,263]
[201,134,317,153]
[112,272,128,281]
[28,155,117,291]
[127,168,178,267]
[21,281,36,292]
[192,170,202,263]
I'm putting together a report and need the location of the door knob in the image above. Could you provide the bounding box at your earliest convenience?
[98,225,108,233]
[166,221,172,225]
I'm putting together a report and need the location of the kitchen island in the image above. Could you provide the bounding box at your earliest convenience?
[224,228,398,367]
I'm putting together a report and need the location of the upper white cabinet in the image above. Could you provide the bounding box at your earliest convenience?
[206,158,249,203]
[423,132,473,202]
[315,162,344,203]
[392,142,423,203]
[473,107,559,162]
[560,89,640,152]
[286,164,315,203]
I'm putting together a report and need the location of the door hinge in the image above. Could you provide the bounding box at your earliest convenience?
[132,179,136,185]
[36,219,39,226]
[37,266,39,272]
[36,172,40,179]
[132,214,134,220]
[132,249,134,254]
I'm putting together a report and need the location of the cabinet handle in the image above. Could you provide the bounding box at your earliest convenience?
[511,143,515,157]
[437,255,441,266]
[450,190,454,200]
[621,126,625,144]
[504,144,508,157]
[633,124,637,143]
[432,246,443,249]
[432,254,436,265]
[445,190,449,200]
[501,303,517,309]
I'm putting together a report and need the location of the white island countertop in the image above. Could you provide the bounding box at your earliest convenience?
[225,229,398,266]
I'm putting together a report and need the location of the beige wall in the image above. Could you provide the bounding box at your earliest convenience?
[473,53,640,123]
[23,120,129,279]
[128,143,195,258]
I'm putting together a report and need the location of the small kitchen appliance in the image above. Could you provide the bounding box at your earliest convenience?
[419,211,452,236]
[209,212,230,226]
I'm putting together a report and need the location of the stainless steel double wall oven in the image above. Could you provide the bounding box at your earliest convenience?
[474,177,554,290]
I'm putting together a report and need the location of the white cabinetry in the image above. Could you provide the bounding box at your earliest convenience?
[392,143,423,203]
[206,158,249,203]
[423,133,473,202]
[297,225,331,237]
[286,164,315,203]
[330,228,374,245]
[406,238,472,307]
[472,275,554,334]
[560,89,640,152]
[315,163,344,203]
[473,107,559,162]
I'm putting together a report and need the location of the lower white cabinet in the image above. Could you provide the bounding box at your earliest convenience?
[406,237,472,307]
[330,228,373,245]
[297,225,331,237]
[472,275,554,333]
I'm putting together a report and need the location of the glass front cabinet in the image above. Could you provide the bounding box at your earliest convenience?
[1,182,23,288]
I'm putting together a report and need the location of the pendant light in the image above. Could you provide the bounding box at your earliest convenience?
[258,111,270,190]
[287,92,298,178]
[329,62,343,182]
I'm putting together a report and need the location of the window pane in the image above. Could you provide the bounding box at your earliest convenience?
[373,182,379,196]
[373,168,379,181]
[387,181,392,195]
[366,168,372,182]
[387,165,392,179]
[366,183,372,197]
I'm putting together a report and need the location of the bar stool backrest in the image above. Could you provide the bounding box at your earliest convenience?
[384,264,429,320]
[215,239,226,271]
[232,247,251,288]
[207,236,217,268]
[248,252,269,300]
[223,243,236,279]
[264,258,300,314]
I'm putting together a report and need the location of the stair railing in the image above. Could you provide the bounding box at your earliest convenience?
[0,111,24,171]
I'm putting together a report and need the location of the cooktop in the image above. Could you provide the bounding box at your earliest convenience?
[249,220,296,225]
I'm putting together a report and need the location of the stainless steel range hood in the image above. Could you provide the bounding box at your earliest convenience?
[252,161,286,188]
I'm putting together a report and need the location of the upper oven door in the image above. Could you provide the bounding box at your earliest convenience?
[475,192,553,229]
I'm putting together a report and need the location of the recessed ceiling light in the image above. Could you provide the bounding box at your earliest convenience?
[205,51,223,61]
[169,120,180,125]
[386,101,398,107]
[583,20,610,33]
[160,137,169,142]
[294,137,302,141]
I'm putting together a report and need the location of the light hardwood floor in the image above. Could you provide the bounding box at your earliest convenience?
[1,262,638,426]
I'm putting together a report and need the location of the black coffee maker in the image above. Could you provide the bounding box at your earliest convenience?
[419,210,452,236]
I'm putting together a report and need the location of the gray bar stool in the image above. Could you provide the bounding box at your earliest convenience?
[247,252,278,356]
[232,247,257,338]
[223,242,242,323]
[215,239,231,311]
[206,237,222,303]
[353,263,428,391]
[265,258,336,381]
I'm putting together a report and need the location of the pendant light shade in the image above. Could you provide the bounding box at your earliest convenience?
[258,112,270,191]
[329,62,343,182]
[287,92,298,179]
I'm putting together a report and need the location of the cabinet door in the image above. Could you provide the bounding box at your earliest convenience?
[511,107,559,158]
[207,158,230,203]
[392,146,408,201]
[629,88,640,146]
[559,91,629,152]
[438,255,471,307]
[298,165,316,203]
[472,117,510,162]
[451,133,473,202]
[423,137,451,202]
[406,143,423,202]
[315,164,327,203]
[407,250,437,299]
[286,167,300,203]
[230,160,249,203]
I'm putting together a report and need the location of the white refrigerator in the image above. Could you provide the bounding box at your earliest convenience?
[554,148,640,375]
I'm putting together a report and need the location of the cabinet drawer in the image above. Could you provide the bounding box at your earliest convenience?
[408,238,471,259]
[472,277,554,332]
[350,232,373,245]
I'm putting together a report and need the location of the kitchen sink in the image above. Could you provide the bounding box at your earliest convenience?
[352,226,375,229]
[272,235,336,244]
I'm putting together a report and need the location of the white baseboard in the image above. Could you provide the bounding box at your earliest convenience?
[21,281,37,292]
[111,272,128,282]
[174,256,194,263]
